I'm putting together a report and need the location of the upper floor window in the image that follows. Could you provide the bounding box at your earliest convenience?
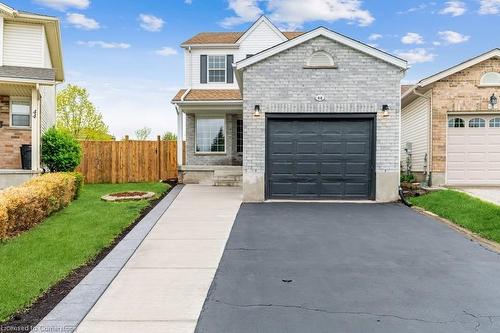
[480,72,500,87]
[208,55,226,83]
[448,118,465,128]
[10,98,31,128]
[469,118,486,128]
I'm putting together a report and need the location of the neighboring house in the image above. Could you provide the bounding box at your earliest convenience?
[172,16,407,202]
[401,49,500,186]
[0,2,63,189]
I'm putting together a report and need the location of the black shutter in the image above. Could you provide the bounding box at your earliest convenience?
[226,54,234,84]
[200,55,207,84]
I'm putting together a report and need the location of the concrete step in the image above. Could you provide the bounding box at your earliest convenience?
[213,180,242,187]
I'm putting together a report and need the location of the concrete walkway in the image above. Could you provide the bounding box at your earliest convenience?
[75,185,242,333]
[455,187,500,206]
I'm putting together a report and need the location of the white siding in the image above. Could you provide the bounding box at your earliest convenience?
[401,95,430,172]
[43,27,52,68]
[40,84,56,133]
[184,20,286,89]
[3,23,44,68]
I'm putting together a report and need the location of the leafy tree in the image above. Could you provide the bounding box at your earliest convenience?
[135,127,152,140]
[56,84,112,140]
[162,131,177,141]
[41,127,82,172]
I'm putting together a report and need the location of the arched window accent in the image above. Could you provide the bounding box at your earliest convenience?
[448,118,465,128]
[469,118,486,128]
[489,118,500,128]
[480,72,500,86]
[305,51,336,68]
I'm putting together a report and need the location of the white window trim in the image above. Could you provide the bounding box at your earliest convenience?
[194,115,227,155]
[489,118,500,128]
[207,55,227,84]
[468,118,486,128]
[479,72,500,87]
[9,96,31,129]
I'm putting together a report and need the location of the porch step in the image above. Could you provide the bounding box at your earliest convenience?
[213,173,242,187]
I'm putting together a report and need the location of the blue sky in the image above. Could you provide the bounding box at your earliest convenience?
[6,0,500,138]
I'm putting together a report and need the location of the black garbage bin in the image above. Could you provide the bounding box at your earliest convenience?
[20,144,32,170]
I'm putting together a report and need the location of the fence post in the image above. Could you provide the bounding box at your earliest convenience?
[157,135,161,181]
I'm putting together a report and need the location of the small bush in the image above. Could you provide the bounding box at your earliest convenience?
[0,173,81,240]
[41,128,82,172]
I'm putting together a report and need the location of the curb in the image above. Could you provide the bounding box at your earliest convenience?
[31,185,184,333]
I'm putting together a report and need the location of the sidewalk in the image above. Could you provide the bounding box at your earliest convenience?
[74,185,241,333]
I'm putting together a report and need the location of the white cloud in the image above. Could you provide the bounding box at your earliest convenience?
[220,0,374,29]
[438,30,470,44]
[155,47,178,56]
[220,0,263,28]
[395,48,436,64]
[78,41,131,49]
[479,0,500,14]
[67,13,100,30]
[185,0,193,3]
[368,33,382,41]
[34,0,89,11]
[397,3,428,14]
[401,32,424,45]
[139,14,165,32]
[440,1,467,16]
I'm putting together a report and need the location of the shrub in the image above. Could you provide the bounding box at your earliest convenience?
[41,128,82,172]
[0,173,82,240]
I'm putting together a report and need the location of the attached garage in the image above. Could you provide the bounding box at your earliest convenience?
[266,115,375,200]
[447,115,500,185]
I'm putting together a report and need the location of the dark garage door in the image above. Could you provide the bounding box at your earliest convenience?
[266,116,375,200]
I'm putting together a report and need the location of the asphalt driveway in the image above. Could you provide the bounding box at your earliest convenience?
[196,203,500,333]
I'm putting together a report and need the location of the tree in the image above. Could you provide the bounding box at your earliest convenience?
[162,131,177,141]
[56,84,112,140]
[135,127,152,140]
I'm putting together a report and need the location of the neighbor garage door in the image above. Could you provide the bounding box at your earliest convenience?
[266,116,375,200]
[447,115,500,185]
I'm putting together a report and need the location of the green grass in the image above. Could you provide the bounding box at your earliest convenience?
[0,182,169,322]
[410,189,500,243]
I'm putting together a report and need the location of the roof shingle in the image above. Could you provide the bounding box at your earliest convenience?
[172,89,242,102]
[182,31,304,45]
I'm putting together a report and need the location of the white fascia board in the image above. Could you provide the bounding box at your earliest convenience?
[0,3,16,16]
[237,27,408,70]
[172,100,243,106]
[418,48,500,88]
[181,43,240,49]
[236,16,287,44]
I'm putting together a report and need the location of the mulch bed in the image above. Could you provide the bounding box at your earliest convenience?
[0,181,176,333]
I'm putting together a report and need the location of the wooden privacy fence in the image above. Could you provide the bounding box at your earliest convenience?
[76,138,184,184]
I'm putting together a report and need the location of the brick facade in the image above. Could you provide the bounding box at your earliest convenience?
[241,36,404,201]
[0,96,32,169]
[431,59,500,173]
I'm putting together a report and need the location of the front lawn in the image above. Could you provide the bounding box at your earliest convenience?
[410,189,500,243]
[0,182,169,322]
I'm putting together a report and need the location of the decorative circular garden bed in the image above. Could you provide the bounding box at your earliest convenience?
[101,191,156,202]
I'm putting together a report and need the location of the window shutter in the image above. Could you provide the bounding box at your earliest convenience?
[226,55,234,84]
[200,55,207,84]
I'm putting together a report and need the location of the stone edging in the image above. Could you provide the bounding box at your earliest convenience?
[413,206,500,254]
[31,185,185,333]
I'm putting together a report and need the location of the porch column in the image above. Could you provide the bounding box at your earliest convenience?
[176,105,184,167]
[31,85,41,171]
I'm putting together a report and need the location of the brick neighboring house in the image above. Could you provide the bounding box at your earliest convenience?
[401,49,500,186]
[0,2,63,189]
[172,16,407,202]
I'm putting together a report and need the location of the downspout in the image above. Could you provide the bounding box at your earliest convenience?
[411,86,433,186]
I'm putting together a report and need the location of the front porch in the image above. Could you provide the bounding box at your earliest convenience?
[173,89,243,186]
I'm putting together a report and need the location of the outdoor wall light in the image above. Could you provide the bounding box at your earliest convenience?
[381,104,390,117]
[490,93,498,110]
[254,104,261,117]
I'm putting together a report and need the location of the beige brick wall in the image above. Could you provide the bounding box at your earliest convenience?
[431,59,500,172]
[0,95,32,169]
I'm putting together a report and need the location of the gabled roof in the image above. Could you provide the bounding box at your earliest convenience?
[416,48,500,88]
[172,89,242,102]
[236,27,408,70]
[0,2,64,82]
[181,31,304,47]
[235,16,287,44]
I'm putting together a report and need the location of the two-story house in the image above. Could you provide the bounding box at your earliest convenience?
[0,2,63,189]
[172,16,407,202]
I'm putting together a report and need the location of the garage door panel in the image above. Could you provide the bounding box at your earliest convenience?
[447,116,500,185]
[267,118,374,200]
